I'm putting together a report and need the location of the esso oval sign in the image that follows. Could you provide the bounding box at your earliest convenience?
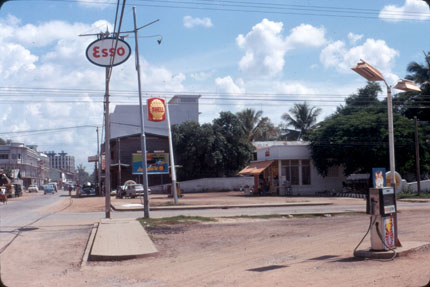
[86,38,131,67]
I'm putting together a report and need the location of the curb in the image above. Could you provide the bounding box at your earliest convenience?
[111,201,333,212]
[81,223,98,267]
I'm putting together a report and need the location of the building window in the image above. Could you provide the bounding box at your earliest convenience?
[281,160,299,185]
[0,154,8,160]
[301,160,311,185]
[281,159,311,186]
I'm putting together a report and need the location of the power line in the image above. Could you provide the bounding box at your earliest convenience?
[25,0,430,21]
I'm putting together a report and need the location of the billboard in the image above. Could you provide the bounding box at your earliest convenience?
[132,153,169,175]
[147,98,166,122]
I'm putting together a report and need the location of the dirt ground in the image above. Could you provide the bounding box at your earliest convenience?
[2,192,430,287]
[62,191,365,213]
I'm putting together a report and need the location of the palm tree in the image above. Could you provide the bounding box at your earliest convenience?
[281,102,321,140]
[406,51,430,93]
[236,108,277,141]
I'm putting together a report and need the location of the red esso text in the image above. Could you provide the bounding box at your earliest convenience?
[92,46,126,58]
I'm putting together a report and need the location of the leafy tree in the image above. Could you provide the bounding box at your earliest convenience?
[236,108,278,141]
[173,112,254,181]
[76,164,91,185]
[281,102,321,140]
[309,83,430,179]
[335,82,383,116]
[212,112,254,176]
[0,137,6,145]
[395,51,430,121]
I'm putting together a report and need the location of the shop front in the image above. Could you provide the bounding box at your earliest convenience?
[239,160,280,195]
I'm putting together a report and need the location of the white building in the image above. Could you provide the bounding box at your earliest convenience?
[239,141,346,195]
[0,143,50,187]
[45,151,75,173]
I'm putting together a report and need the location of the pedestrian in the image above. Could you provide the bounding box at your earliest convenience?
[68,185,72,196]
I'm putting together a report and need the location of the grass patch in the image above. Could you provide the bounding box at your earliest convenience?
[224,212,363,220]
[398,191,430,199]
[138,215,217,228]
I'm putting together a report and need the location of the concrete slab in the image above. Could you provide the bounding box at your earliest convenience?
[89,218,158,261]
[111,201,333,212]
[354,241,430,260]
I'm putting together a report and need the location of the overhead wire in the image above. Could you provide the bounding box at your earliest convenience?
[23,0,430,21]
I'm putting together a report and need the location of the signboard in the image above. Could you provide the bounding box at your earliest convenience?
[132,153,169,175]
[147,98,166,122]
[88,155,98,162]
[372,168,386,188]
[86,37,131,67]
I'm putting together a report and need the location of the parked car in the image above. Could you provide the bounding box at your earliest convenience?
[77,185,96,197]
[43,184,55,195]
[28,185,39,193]
[13,183,23,197]
[120,184,149,198]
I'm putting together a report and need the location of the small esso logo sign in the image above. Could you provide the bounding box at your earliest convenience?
[86,38,131,67]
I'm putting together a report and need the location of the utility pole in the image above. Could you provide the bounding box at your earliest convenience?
[133,6,151,218]
[104,67,111,218]
[97,126,101,196]
[414,116,421,196]
[165,101,178,204]
[117,138,122,193]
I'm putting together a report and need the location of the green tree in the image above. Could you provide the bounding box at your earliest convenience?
[395,51,430,121]
[173,112,254,181]
[281,102,321,140]
[212,112,254,176]
[76,164,90,185]
[236,108,278,141]
[335,82,383,116]
[309,83,430,178]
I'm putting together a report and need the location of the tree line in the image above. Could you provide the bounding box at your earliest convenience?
[173,51,430,182]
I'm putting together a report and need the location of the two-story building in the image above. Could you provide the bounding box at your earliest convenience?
[0,143,50,187]
[105,94,200,188]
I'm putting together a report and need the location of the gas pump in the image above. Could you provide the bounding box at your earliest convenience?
[366,187,397,251]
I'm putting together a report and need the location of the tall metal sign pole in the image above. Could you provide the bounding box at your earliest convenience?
[85,35,131,219]
[104,66,111,218]
[133,6,150,218]
[165,101,178,204]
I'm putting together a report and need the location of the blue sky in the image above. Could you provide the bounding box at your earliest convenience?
[0,0,429,170]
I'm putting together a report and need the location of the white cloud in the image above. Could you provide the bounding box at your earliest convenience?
[236,19,326,77]
[379,0,430,22]
[320,38,399,77]
[285,24,327,48]
[183,16,213,28]
[215,76,245,94]
[348,33,363,45]
[77,0,111,9]
[0,16,186,169]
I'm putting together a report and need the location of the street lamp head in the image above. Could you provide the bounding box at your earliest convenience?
[393,79,421,92]
[351,59,385,82]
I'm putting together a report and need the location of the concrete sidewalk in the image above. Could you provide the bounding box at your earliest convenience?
[87,218,157,261]
[111,201,333,212]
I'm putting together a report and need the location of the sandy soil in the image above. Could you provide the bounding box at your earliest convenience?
[1,192,429,286]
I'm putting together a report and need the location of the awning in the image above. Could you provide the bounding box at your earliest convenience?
[238,160,274,175]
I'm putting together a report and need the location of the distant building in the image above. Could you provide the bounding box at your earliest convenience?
[45,151,75,173]
[106,95,200,188]
[0,143,50,187]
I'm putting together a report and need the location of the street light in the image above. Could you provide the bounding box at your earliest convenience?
[352,59,421,247]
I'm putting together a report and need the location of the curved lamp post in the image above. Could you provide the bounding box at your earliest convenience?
[352,59,421,247]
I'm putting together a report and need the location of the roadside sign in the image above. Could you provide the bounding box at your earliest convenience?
[148,98,166,122]
[132,153,169,175]
[85,37,131,67]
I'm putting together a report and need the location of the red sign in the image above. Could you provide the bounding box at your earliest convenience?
[86,38,131,67]
[148,98,166,122]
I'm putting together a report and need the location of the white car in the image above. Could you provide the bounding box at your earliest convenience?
[28,185,39,193]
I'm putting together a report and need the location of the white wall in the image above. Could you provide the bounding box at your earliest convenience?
[177,177,254,193]
[256,143,346,195]
[400,179,430,193]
